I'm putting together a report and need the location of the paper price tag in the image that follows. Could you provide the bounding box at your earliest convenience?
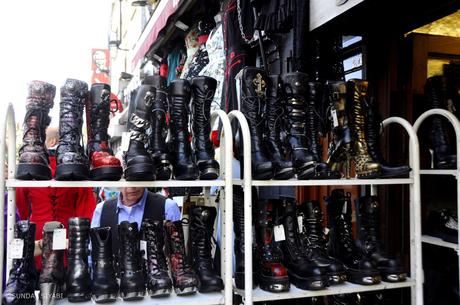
[140,240,147,259]
[52,228,67,250]
[297,216,304,233]
[273,225,286,242]
[121,132,130,152]
[331,109,339,127]
[10,239,24,259]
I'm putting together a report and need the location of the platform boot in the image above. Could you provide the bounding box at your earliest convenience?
[16,81,55,180]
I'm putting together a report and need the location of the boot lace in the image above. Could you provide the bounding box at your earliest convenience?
[19,107,50,154]
[192,89,214,150]
[169,220,192,274]
[144,225,168,273]
[121,228,141,267]
[150,90,169,150]
[361,211,381,253]
[190,216,215,268]
[88,88,110,142]
[59,95,86,148]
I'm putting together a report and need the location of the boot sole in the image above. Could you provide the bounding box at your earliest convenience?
[356,170,380,179]
[199,167,220,180]
[328,272,347,285]
[287,271,328,290]
[235,272,258,289]
[174,168,199,180]
[259,274,290,292]
[274,167,295,180]
[125,163,155,181]
[16,163,52,180]
[346,269,381,285]
[90,166,123,181]
[198,283,224,293]
[121,290,145,301]
[296,162,316,180]
[39,283,64,305]
[148,288,172,298]
[174,286,197,296]
[67,292,91,303]
[92,293,118,303]
[379,169,411,179]
[55,164,89,181]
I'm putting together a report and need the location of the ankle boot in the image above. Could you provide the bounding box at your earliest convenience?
[145,75,173,180]
[355,196,406,282]
[168,79,199,180]
[325,189,380,285]
[239,67,274,180]
[67,218,91,302]
[124,82,156,180]
[16,81,55,180]
[347,79,381,178]
[2,221,38,305]
[86,83,122,181]
[265,75,295,180]
[140,219,172,297]
[118,221,146,300]
[164,220,199,295]
[190,76,220,180]
[255,200,290,292]
[189,205,224,292]
[90,227,119,303]
[39,221,65,305]
[55,79,89,180]
[298,200,346,285]
[277,199,328,290]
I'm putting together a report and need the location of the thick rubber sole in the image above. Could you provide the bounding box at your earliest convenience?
[296,162,316,180]
[124,163,155,181]
[346,268,381,285]
[199,166,220,180]
[287,271,328,291]
[198,282,224,293]
[92,293,118,303]
[379,169,411,178]
[90,166,123,181]
[121,290,145,301]
[274,167,295,180]
[174,286,197,296]
[259,274,290,293]
[148,288,172,298]
[16,163,52,180]
[67,292,91,303]
[235,272,258,289]
[55,164,89,181]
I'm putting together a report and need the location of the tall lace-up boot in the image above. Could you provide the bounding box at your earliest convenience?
[164,220,199,295]
[2,221,38,305]
[86,83,122,181]
[190,76,220,180]
[356,196,406,282]
[140,219,172,297]
[16,81,55,180]
[55,79,89,180]
[326,189,380,285]
[189,206,224,292]
[118,222,146,300]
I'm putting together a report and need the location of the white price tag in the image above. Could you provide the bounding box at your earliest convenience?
[273,225,286,242]
[297,216,304,233]
[331,109,339,127]
[52,228,67,250]
[10,239,24,259]
[121,132,130,152]
[140,240,147,259]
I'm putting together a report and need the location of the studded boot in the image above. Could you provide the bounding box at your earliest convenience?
[190,76,220,180]
[55,79,89,180]
[86,83,122,181]
[16,81,55,180]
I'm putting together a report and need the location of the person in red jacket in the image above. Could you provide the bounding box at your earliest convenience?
[16,127,96,270]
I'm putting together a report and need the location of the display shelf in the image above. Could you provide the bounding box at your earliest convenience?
[421,235,459,251]
[232,178,413,187]
[420,169,457,176]
[234,279,415,302]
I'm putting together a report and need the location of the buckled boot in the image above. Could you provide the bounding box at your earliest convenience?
[90,227,119,303]
[140,219,172,297]
[2,221,38,305]
[298,200,346,285]
[265,75,295,180]
[39,221,65,305]
[347,79,381,178]
[124,82,156,180]
[86,83,123,181]
[55,79,90,180]
[189,205,224,292]
[355,196,406,282]
[239,67,274,180]
[145,75,173,180]
[164,220,199,295]
[190,76,220,180]
[168,79,199,180]
[255,200,290,292]
[118,221,146,300]
[16,81,55,180]
[67,218,91,302]
[325,189,381,285]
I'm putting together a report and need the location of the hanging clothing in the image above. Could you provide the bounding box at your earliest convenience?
[167,47,182,85]
[180,26,200,78]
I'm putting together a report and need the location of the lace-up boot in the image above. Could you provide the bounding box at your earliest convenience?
[140,219,172,297]
[16,81,55,180]
[164,220,199,295]
[298,200,346,285]
[189,206,223,292]
[90,227,119,303]
[86,83,122,181]
[168,79,199,180]
[326,189,380,285]
[239,67,274,179]
[2,221,38,305]
[55,79,89,180]
[356,196,406,282]
[190,77,220,180]
[118,221,146,300]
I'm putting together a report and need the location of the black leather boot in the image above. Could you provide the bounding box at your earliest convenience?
[326,189,381,285]
[90,227,119,303]
[168,79,199,180]
[189,205,224,292]
[67,218,91,302]
[190,76,220,180]
[140,219,172,297]
[55,79,90,180]
[164,220,199,295]
[265,75,295,180]
[16,81,55,180]
[356,196,407,282]
[298,200,346,285]
[124,82,156,180]
[39,221,65,305]
[2,221,38,305]
[239,67,274,180]
[118,221,146,300]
